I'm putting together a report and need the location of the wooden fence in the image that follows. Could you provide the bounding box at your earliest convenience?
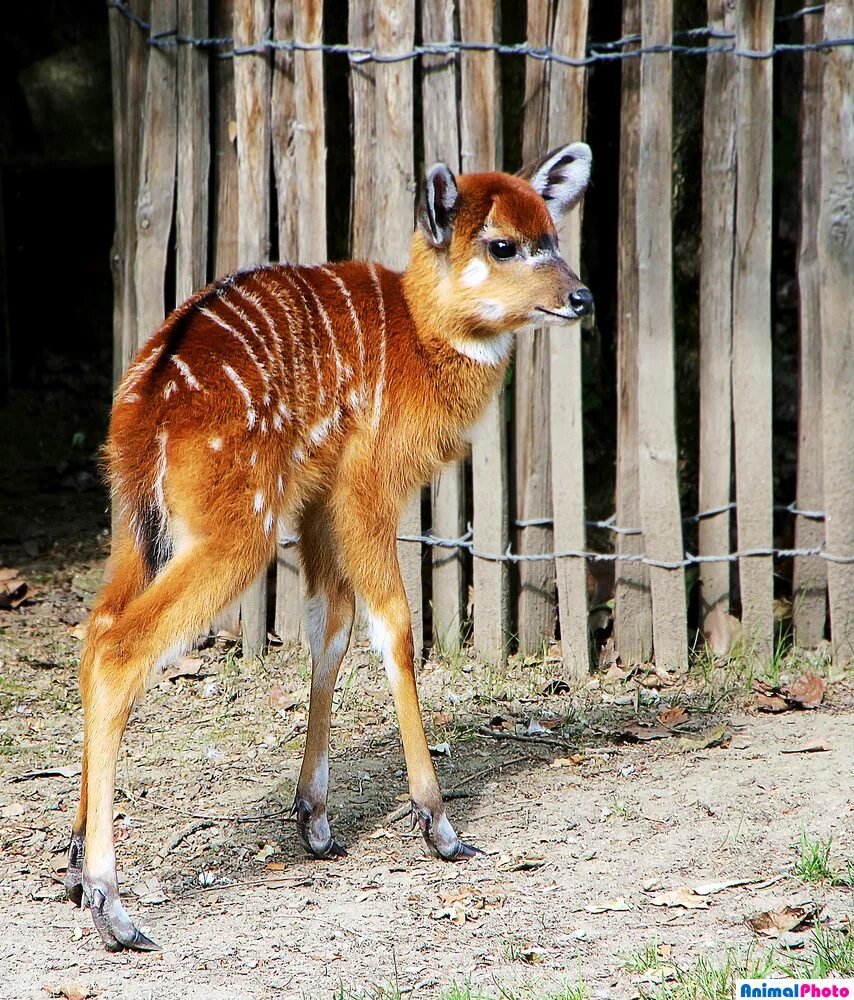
[107,0,854,673]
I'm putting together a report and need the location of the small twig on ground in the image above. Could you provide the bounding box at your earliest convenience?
[144,796,293,824]
[475,726,580,750]
[179,873,314,898]
[154,819,216,866]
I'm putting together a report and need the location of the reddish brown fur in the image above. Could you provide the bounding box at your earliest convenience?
[65,148,591,951]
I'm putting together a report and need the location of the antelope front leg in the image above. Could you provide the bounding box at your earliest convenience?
[366,596,480,859]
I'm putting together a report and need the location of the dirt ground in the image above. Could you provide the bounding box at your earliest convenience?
[1,522,853,999]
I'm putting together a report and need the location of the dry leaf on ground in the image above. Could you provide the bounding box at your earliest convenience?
[658,706,690,727]
[584,897,632,913]
[551,754,586,768]
[690,877,760,895]
[618,721,671,742]
[674,725,728,751]
[745,904,818,937]
[755,694,789,713]
[496,852,547,872]
[43,985,94,1000]
[649,887,709,909]
[785,672,826,709]
[0,569,30,609]
[12,764,81,782]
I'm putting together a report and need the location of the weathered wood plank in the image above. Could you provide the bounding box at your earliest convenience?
[614,0,652,665]
[460,0,508,661]
[732,0,774,660]
[515,0,556,656]
[697,0,736,626]
[422,0,466,652]
[108,0,150,386]
[210,0,241,637]
[792,9,827,648]
[349,0,422,655]
[271,0,302,646]
[175,0,209,303]
[635,0,687,671]
[294,0,326,266]
[133,0,178,353]
[234,0,272,659]
[547,0,590,680]
[818,0,854,664]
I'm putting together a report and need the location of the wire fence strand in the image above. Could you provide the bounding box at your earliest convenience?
[108,0,851,64]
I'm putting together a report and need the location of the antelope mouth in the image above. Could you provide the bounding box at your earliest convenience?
[534,305,581,324]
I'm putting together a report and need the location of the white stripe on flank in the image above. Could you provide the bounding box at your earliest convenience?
[228,284,282,387]
[153,429,169,525]
[320,266,366,405]
[170,354,201,390]
[368,263,386,433]
[118,341,164,400]
[280,271,326,407]
[253,490,264,513]
[200,305,270,392]
[293,270,345,401]
[254,273,308,424]
[222,363,257,429]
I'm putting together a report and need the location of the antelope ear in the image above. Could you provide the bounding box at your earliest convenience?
[417,163,460,249]
[518,142,592,223]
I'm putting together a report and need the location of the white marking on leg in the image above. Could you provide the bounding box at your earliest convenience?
[459,258,489,288]
[253,490,264,514]
[170,354,201,390]
[368,264,386,433]
[222,363,257,430]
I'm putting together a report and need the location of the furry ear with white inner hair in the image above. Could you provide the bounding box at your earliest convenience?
[517,142,592,224]
[417,163,460,249]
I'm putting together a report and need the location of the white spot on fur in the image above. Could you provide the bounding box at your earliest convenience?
[308,414,335,447]
[460,258,489,288]
[253,490,264,513]
[292,446,306,464]
[249,451,257,467]
[277,475,284,494]
[451,331,514,367]
[263,510,274,535]
[273,412,283,431]
[162,380,177,400]
[261,417,268,433]
[278,400,291,420]
[209,437,222,451]
[92,612,114,629]
[476,300,507,322]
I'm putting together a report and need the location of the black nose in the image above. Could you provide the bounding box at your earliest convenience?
[569,287,594,317]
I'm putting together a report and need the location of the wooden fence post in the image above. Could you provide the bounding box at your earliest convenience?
[793,9,827,648]
[175,0,209,305]
[546,0,590,680]
[349,0,422,656]
[234,0,272,659]
[516,2,556,656]
[133,0,177,355]
[422,0,466,652]
[697,0,736,628]
[635,0,687,671]
[818,0,854,664]
[732,0,774,661]
[460,0,509,662]
[108,0,150,387]
[614,0,653,665]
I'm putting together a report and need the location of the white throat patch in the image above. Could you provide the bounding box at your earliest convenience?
[451,331,514,367]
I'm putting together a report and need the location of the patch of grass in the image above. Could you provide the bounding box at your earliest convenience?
[781,924,854,979]
[625,940,663,974]
[794,830,835,883]
[642,947,776,1000]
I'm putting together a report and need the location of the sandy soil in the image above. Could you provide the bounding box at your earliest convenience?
[1,544,852,1000]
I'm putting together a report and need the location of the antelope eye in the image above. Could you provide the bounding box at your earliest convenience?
[488,239,517,261]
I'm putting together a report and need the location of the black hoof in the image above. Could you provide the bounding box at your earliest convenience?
[83,880,161,953]
[292,797,347,860]
[411,803,483,862]
[64,831,85,907]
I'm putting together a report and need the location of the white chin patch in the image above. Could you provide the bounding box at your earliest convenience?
[459,258,489,288]
[451,331,514,366]
[476,300,507,322]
